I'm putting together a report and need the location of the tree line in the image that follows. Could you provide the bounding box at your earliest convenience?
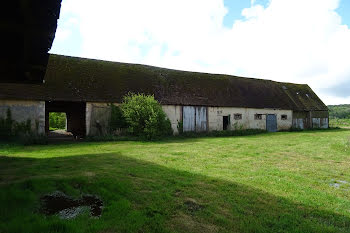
[328,104,350,119]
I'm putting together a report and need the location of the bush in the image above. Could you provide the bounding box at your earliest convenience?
[18,133,48,145]
[121,93,173,139]
[0,109,13,140]
[109,104,127,133]
[13,119,31,136]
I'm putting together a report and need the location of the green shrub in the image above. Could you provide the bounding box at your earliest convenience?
[0,109,13,139]
[109,104,127,133]
[177,120,183,135]
[121,93,173,139]
[13,119,31,136]
[18,133,48,145]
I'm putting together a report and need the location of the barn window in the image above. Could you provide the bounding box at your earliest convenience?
[234,114,242,120]
[255,114,262,120]
[281,114,288,120]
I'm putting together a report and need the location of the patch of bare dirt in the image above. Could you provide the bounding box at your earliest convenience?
[184,198,204,213]
[40,191,103,219]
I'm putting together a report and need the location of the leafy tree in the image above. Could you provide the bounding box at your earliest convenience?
[121,93,173,139]
[328,105,350,119]
[49,112,66,130]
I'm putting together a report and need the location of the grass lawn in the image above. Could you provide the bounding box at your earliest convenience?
[1,129,350,233]
[330,118,350,128]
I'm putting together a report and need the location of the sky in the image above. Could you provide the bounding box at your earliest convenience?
[51,0,350,105]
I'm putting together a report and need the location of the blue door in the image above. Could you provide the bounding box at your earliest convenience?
[266,114,277,132]
[183,106,195,132]
[183,106,208,132]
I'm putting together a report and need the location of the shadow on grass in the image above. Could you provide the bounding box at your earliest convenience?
[0,128,347,149]
[1,152,350,233]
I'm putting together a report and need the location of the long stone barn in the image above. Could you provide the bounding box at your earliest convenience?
[0,55,329,137]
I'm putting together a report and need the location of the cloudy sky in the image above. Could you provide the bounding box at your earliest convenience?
[51,0,350,105]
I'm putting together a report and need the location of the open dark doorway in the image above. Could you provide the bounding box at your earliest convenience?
[45,101,86,140]
[223,116,229,130]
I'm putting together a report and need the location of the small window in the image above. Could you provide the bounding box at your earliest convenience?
[281,114,288,120]
[255,114,262,120]
[234,114,242,120]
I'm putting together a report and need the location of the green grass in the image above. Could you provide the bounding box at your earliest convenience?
[49,127,63,131]
[330,118,350,128]
[1,129,350,232]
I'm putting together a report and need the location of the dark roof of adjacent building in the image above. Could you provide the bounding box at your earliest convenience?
[0,54,328,111]
[1,0,62,83]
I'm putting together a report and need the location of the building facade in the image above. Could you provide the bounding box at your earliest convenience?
[0,55,329,137]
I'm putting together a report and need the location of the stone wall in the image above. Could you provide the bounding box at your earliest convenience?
[207,107,293,131]
[84,103,325,136]
[161,105,182,134]
[0,100,45,134]
[86,102,114,136]
[162,105,293,132]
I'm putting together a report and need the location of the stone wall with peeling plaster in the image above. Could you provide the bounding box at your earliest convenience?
[0,100,45,134]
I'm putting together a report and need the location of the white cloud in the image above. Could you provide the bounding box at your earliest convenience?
[52,0,350,105]
[321,95,350,105]
[54,27,71,41]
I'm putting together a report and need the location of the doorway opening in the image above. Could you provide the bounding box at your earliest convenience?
[45,101,86,140]
[223,116,229,130]
[49,112,67,131]
[48,112,69,138]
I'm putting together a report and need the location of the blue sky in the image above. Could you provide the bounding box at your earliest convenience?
[51,0,350,104]
[336,0,350,26]
[223,0,269,27]
[223,0,350,28]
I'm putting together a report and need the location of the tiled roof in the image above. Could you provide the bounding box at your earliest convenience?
[0,54,328,111]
